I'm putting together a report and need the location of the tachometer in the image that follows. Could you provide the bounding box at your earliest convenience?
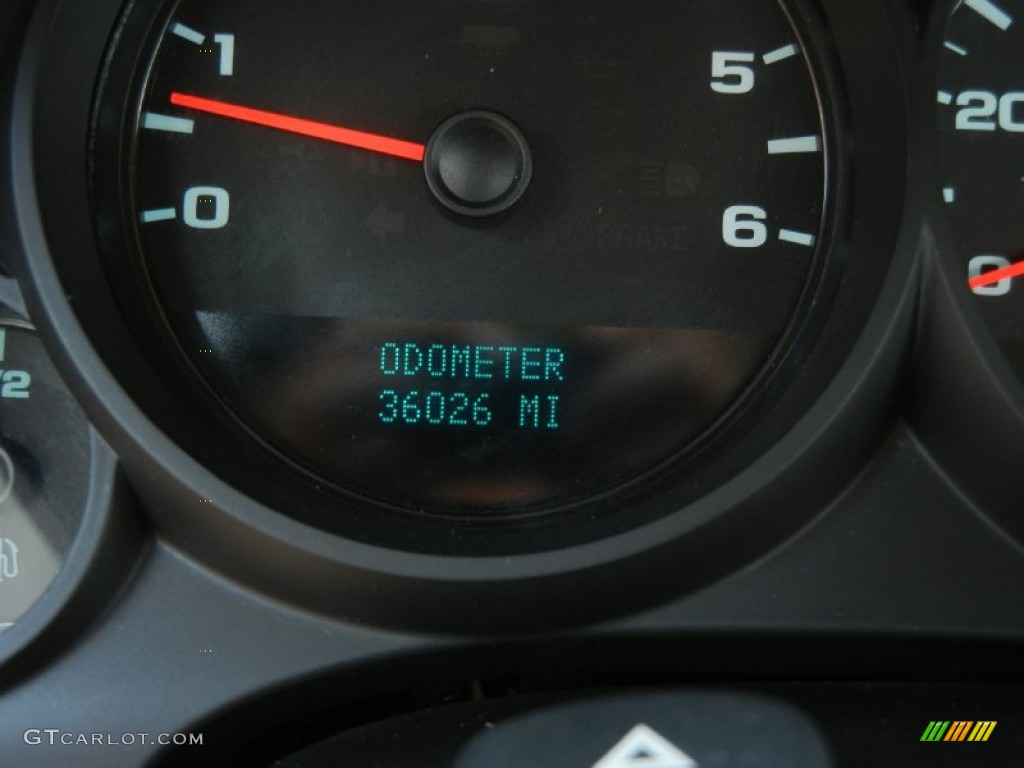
[94,0,831,515]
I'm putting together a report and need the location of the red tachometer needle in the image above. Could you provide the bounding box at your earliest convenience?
[968,259,1024,290]
[170,92,426,163]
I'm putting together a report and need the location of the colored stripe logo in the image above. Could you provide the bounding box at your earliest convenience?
[921,721,996,742]
[921,721,949,741]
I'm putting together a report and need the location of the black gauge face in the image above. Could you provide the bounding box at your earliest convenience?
[112,0,830,515]
[937,0,1024,376]
[0,322,90,630]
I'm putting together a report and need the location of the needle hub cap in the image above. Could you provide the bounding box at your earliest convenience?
[424,110,532,217]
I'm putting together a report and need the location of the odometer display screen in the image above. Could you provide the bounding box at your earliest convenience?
[115,0,830,513]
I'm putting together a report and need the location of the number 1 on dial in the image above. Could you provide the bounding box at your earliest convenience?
[214,34,235,76]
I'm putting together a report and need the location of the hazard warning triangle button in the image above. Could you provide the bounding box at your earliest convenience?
[592,724,698,768]
[449,692,834,768]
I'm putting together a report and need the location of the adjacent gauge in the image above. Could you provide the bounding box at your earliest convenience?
[0,320,90,631]
[937,0,1024,376]
[95,0,833,516]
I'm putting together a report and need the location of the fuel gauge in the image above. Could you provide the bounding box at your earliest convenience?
[0,319,91,631]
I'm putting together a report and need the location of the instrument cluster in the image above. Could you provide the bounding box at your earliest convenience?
[1,0,1023,765]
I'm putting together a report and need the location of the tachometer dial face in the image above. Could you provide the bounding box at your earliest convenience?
[937,0,1024,376]
[105,0,831,515]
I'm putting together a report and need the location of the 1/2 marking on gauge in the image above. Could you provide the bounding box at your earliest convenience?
[766,135,821,154]
[944,41,969,56]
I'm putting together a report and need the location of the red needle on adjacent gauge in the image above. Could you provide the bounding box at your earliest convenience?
[969,259,1024,290]
[170,92,426,162]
